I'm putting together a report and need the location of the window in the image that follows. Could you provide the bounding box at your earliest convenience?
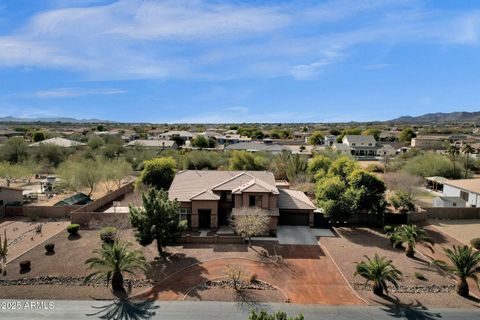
[179,208,191,223]
[221,191,232,202]
[460,191,469,201]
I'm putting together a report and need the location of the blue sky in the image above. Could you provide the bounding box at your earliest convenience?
[0,0,480,123]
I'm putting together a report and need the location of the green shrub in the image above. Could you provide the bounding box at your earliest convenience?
[67,224,80,235]
[470,238,480,250]
[99,227,118,244]
[44,243,55,253]
[26,212,39,222]
[19,260,31,272]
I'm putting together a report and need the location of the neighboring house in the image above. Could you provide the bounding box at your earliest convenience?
[333,135,396,158]
[324,135,337,146]
[430,177,480,207]
[168,170,317,232]
[126,139,178,149]
[29,137,86,147]
[225,141,289,154]
[157,130,194,141]
[0,186,23,206]
[411,134,480,149]
[432,196,467,208]
[216,134,251,145]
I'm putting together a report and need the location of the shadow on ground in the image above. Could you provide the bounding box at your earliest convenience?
[378,296,442,320]
[88,297,159,320]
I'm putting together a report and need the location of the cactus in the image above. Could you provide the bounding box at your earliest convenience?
[0,230,7,271]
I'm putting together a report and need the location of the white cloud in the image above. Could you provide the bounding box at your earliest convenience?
[0,1,479,81]
[11,87,126,98]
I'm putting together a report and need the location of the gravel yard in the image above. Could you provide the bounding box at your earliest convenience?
[322,227,480,309]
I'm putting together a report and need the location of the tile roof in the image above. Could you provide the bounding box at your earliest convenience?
[169,170,277,202]
[443,178,480,195]
[29,137,85,147]
[278,188,316,210]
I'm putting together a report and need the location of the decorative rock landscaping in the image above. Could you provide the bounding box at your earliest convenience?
[0,276,152,288]
[196,279,276,291]
[351,283,456,294]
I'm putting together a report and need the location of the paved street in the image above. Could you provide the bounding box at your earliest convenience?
[0,300,478,320]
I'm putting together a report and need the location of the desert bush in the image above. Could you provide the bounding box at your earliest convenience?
[67,224,80,235]
[224,264,246,291]
[44,243,55,253]
[366,163,384,173]
[26,212,39,222]
[249,273,258,283]
[99,227,118,244]
[19,260,31,272]
[470,238,480,250]
[414,271,427,281]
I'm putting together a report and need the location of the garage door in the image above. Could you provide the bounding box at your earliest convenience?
[279,211,310,226]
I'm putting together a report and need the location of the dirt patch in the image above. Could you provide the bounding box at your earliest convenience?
[322,226,479,309]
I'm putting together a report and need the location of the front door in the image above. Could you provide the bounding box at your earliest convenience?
[198,209,211,229]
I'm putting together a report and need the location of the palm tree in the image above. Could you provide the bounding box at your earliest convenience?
[447,145,459,178]
[434,246,480,297]
[354,254,402,295]
[461,144,474,179]
[85,241,148,294]
[391,224,434,258]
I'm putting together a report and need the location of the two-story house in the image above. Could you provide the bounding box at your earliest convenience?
[168,170,316,233]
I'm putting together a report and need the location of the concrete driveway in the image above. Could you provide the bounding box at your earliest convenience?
[277,226,317,245]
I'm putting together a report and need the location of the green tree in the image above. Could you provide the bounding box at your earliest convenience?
[285,154,308,183]
[447,145,460,178]
[32,131,45,142]
[307,154,332,181]
[346,169,386,216]
[433,245,480,297]
[58,159,105,196]
[129,189,183,256]
[354,254,402,295]
[85,241,148,294]
[183,151,225,170]
[316,176,352,222]
[138,157,176,190]
[307,131,324,145]
[30,144,68,169]
[249,310,304,320]
[389,190,415,213]
[363,128,381,141]
[87,136,105,150]
[403,152,461,179]
[327,156,359,180]
[391,224,433,258]
[399,128,416,142]
[191,135,209,149]
[268,150,291,180]
[461,144,474,179]
[0,137,28,164]
[229,151,267,170]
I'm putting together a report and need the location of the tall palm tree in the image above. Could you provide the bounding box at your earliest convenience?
[355,254,402,295]
[85,241,148,294]
[391,224,434,258]
[447,145,459,178]
[434,246,480,297]
[461,144,474,179]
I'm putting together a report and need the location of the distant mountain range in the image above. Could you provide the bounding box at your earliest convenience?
[0,116,111,123]
[389,111,480,123]
[1,111,479,124]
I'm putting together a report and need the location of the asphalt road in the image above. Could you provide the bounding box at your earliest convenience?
[0,300,479,320]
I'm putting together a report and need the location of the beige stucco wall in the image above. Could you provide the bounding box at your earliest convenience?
[191,200,218,229]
